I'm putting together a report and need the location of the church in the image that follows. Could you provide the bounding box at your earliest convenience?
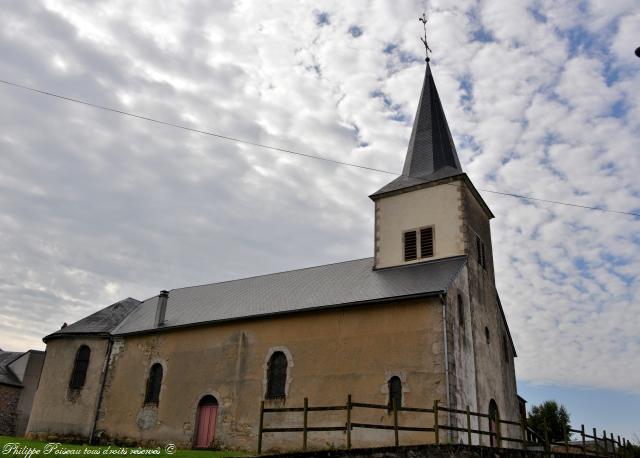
[26,61,521,452]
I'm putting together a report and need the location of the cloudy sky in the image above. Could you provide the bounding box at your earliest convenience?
[1,0,639,439]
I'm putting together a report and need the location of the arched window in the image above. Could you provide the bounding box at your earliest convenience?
[457,294,465,327]
[388,376,402,410]
[144,363,163,405]
[488,399,500,447]
[485,326,490,344]
[266,352,287,399]
[69,345,91,389]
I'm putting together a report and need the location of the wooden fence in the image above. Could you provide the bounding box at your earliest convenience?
[256,395,634,456]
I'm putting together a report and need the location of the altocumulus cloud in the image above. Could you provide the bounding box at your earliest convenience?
[0,0,638,393]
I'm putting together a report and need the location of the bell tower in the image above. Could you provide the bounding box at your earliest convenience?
[370,63,494,271]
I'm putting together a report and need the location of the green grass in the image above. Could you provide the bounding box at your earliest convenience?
[0,436,249,458]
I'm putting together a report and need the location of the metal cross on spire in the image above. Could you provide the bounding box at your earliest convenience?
[419,12,432,62]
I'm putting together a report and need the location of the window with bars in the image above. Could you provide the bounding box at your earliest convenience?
[266,351,288,399]
[69,345,90,389]
[388,376,402,411]
[403,226,434,262]
[144,363,163,405]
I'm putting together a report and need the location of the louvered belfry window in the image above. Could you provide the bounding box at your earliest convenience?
[403,230,418,261]
[266,352,287,399]
[404,226,434,262]
[144,363,163,405]
[388,376,402,410]
[420,227,434,258]
[69,345,91,389]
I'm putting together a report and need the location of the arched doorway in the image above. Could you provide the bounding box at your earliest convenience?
[194,395,218,449]
[488,399,499,447]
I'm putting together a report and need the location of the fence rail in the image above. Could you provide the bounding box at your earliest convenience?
[256,394,633,456]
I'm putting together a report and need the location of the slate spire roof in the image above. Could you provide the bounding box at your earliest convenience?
[371,63,464,198]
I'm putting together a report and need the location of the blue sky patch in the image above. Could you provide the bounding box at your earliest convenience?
[562,26,597,58]
[610,100,626,118]
[315,11,330,27]
[528,6,547,24]
[383,43,397,54]
[371,90,410,124]
[459,77,473,105]
[348,25,363,38]
[518,382,640,441]
[389,112,409,123]
[398,50,421,64]
[471,26,493,43]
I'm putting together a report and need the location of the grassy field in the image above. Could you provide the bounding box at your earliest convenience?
[0,436,249,458]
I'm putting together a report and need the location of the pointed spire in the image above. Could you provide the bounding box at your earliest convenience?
[370,63,464,198]
[402,63,462,177]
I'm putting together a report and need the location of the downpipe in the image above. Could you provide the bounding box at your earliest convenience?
[90,336,114,444]
[439,293,453,442]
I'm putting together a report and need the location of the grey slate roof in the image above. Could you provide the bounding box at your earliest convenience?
[113,256,467,335]
[0,351,23,387]
[45,297,140,341]
[371,63,464,199]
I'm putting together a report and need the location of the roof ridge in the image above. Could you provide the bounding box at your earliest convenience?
[167,257,375,293]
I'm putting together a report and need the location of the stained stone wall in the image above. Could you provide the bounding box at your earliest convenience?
[94,298,447,452]
[26,338,109,441]
[0,383,21,436]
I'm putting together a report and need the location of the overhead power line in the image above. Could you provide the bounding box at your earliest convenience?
[0,79,395,176]
[1,78,639,218]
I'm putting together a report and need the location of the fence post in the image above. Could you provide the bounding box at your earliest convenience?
[593,428,599,454]
[543,418,550,456]
[466,405,472,446]
[257,400,264,455]
[563,424,568,453]
[393,398,399,446]
[433,400,439,445]
[346,394,352,450]
[520,412,526,450]
[581,424,586,457]
[496,411,502,448]
[603,430,608,454]
[611,432,615,457]
[303,397,308,451]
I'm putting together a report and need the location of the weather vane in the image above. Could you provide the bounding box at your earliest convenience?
[419,12,432,62]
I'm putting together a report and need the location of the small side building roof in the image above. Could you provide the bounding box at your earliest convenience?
[113,256,467,336]
[44,297,140,342]
[0,350,24,387]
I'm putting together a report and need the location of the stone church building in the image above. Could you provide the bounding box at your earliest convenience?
[27,62,521,452]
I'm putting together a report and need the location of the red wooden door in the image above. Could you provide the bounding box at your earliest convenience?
[195,403,217,448]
